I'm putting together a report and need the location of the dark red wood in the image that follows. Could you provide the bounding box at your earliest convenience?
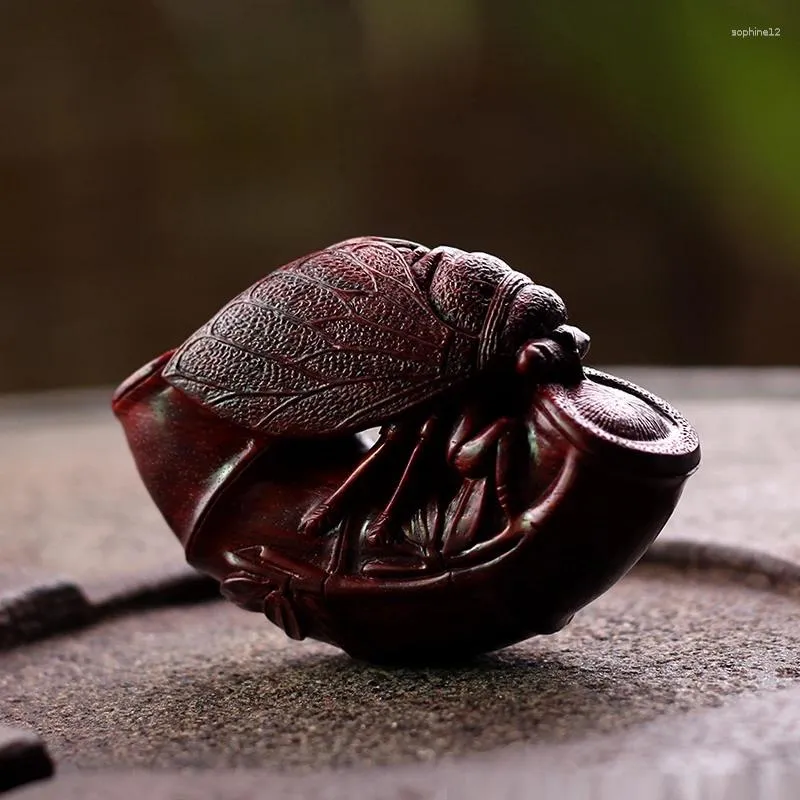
[160,236,568,436]
[112,237,700,664]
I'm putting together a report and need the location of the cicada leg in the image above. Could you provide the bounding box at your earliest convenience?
[448,415,509,477]
[364,414,442,545]
[494,417,534,519]
[448,413,533,521]
[298,421,413,538]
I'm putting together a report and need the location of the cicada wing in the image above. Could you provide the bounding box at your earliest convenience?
[162,238,478,437]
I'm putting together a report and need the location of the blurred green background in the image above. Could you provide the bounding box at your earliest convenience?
[1,0,798,392]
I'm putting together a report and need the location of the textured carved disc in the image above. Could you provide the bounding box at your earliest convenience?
[540,368,701,476]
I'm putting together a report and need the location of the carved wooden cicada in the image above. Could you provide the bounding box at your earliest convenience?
[113,236,700,663]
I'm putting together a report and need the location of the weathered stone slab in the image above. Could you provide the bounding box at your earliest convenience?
[0,394,181,592]
[652,398,800,568]
[1,565,799,772]
[11,763,792,800]
[614,367,800,400]
[2,374,800,798]
[0,398,219,649]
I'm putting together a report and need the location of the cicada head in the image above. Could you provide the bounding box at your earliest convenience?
[505,283,568,349]
[479,277,570,373]
[424,247,569,373]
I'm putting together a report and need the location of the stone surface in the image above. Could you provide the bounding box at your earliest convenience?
[2,371,800,797]
[654,396,800,568]
[9,758,800,800]
[2,565,799,772]
[612,367,800,400]
[0,390,180,595]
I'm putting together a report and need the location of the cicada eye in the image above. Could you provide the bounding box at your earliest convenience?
[501,284,567,358]
[526,285,568,333]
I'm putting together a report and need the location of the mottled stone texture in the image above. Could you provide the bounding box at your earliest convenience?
[2,569,800,772]
[2,370,800,797]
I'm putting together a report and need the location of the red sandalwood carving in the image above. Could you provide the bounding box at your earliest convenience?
[113,237,700,663]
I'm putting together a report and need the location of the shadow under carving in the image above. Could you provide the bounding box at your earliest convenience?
[6,562,800,773]
[70,651,665,771]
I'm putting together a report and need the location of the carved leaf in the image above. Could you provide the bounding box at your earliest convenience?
[220,571,275,612]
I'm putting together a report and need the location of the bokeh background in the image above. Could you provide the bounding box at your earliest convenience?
[1,0,798,392]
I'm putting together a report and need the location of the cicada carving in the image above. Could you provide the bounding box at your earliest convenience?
[113,236,700,663]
